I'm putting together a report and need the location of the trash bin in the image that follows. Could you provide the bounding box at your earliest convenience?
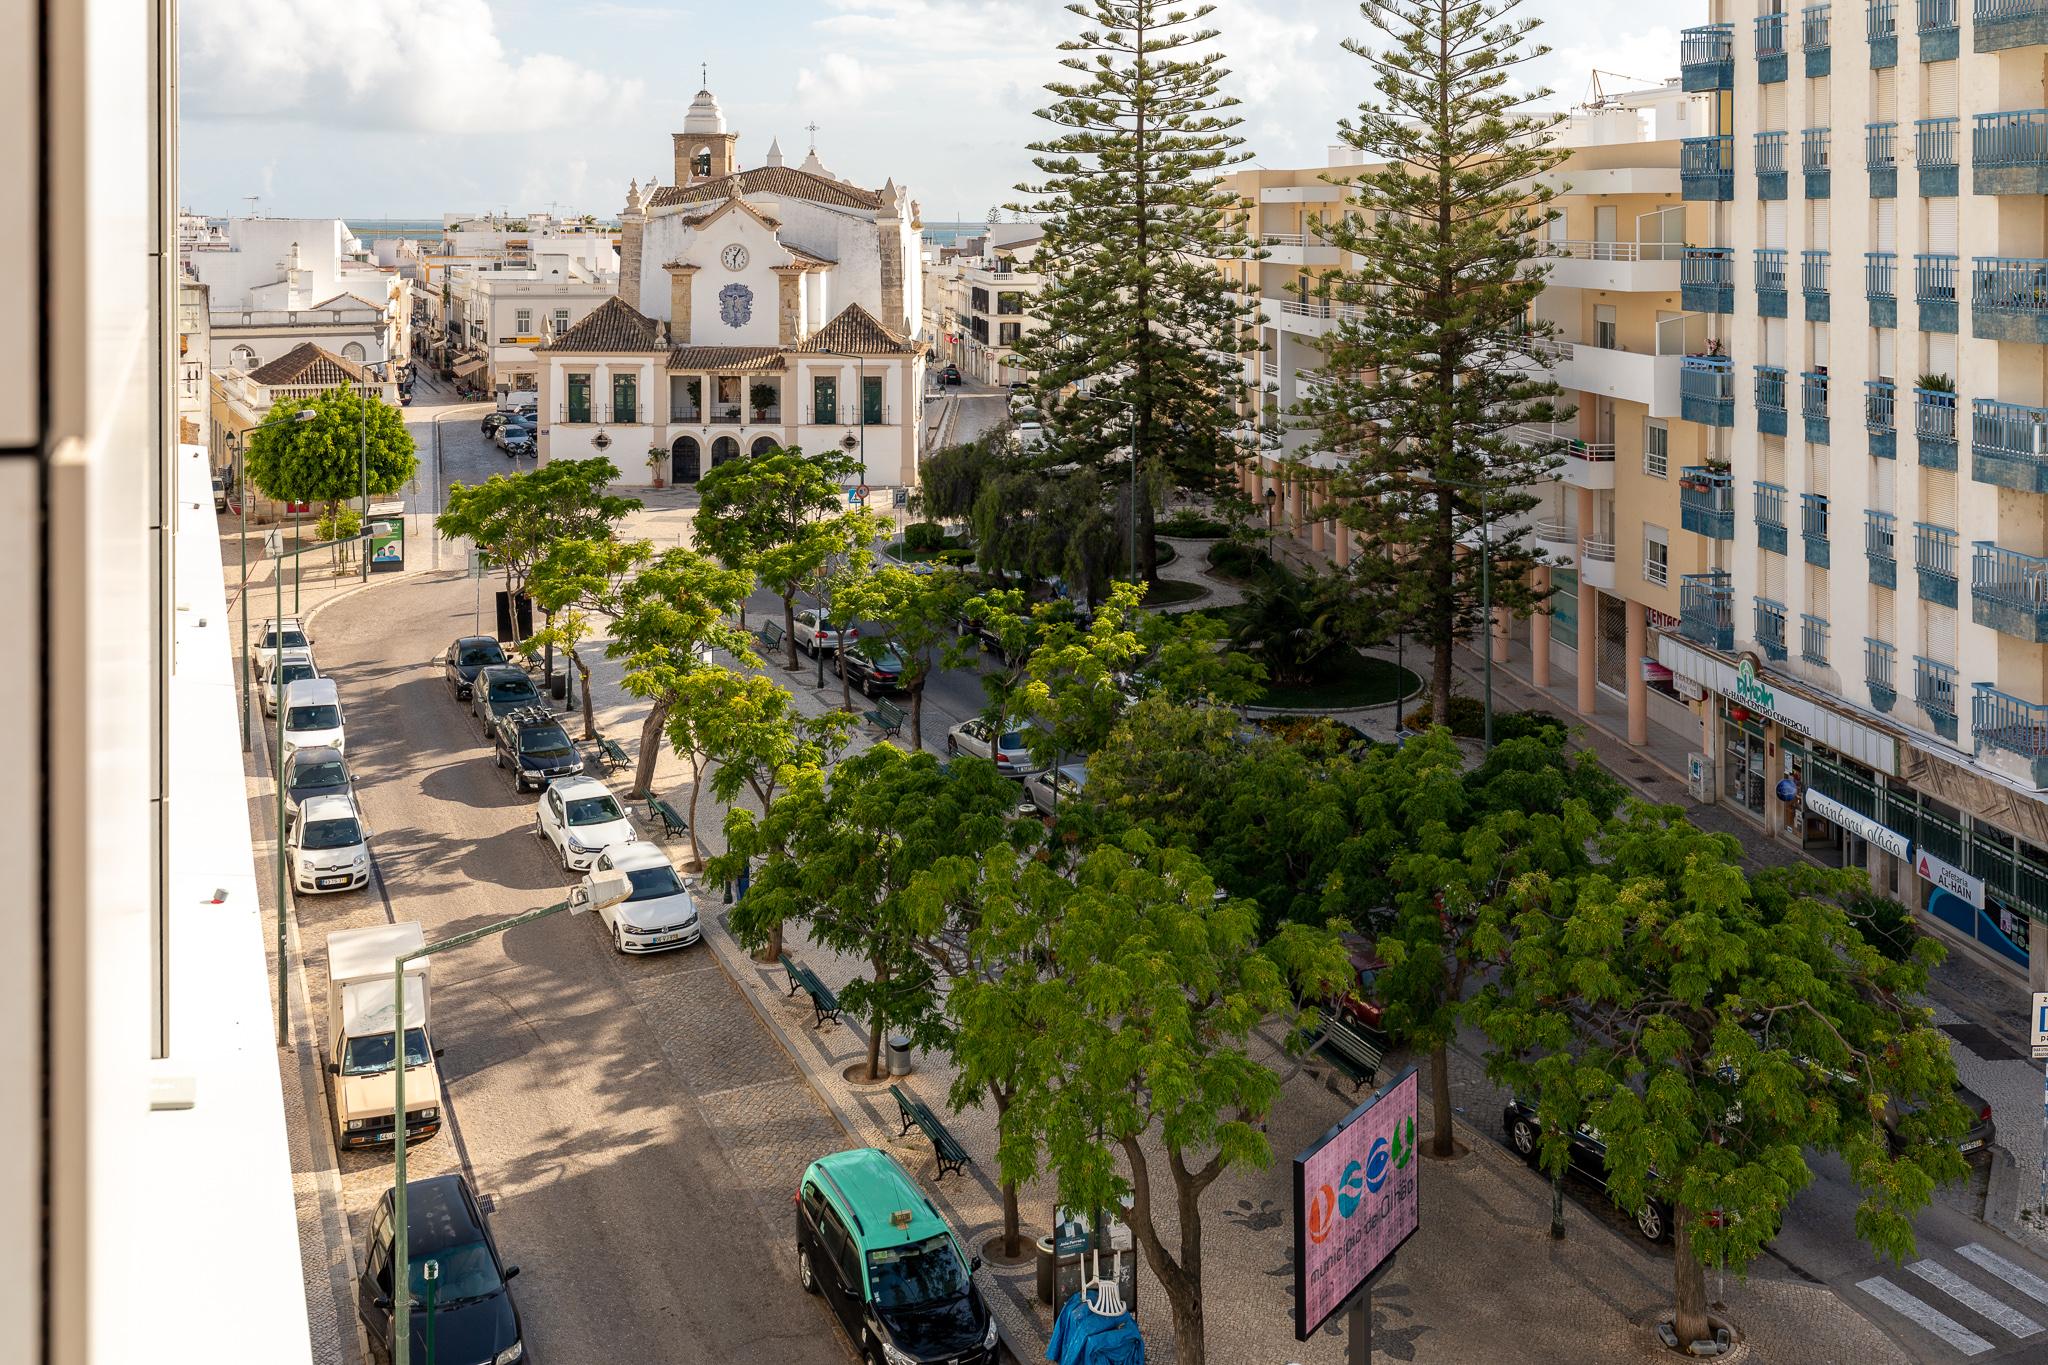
[549,672,567,700]
[1034,1236,1086,1305]
[886,1033,914,1077]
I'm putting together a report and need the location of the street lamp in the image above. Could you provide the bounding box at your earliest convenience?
[1263,483,1277,536]
[389,872,634,1365]
[233,433,251,750]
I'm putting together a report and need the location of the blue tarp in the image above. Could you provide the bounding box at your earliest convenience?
[1046,1291,1144,1365]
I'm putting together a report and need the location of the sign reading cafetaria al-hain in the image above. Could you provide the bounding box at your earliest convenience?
[1293,1066,1420,1340]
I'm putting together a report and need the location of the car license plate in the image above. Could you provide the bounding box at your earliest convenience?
[1960,1138,1984,1152]
[653,932,683,944]
[317,875,350,889]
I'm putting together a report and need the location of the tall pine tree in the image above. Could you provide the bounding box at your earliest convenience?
[1299,0,1569,720]
[1010,0,1263,582]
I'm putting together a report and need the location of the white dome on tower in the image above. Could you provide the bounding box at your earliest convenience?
[683,87,726,135]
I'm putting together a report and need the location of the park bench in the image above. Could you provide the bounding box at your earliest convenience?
[645,796,690,842]
[889,1083,973,1182]
[864,696,906,740]
[758,619,786,655]
[591,736,629,771]
[780,956,843,1029]
[1316,1014,1386,1094]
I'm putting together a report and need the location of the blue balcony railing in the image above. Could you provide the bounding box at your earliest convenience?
[1802,370,1832,417]
[1757,598,1790,659]
[1916,387,1958,468]
[1802,491,1833,564]
[1680,571,1735,650]
[1756,364,1789,435]
[1757,481,1789,553]
[1681,356,1735,425]
[1917,116,1960,166]
[1680,467,1736,538]
[1867,121,1899,194]
[1801,613,1832,664]
[1758,10,1789,53]
[1971,397,2048,491]
[1757,130,1790,198]
[1683,247,1736,312]
[1866,636,1898,710]
[1871,0,1901,63]
[1802,249,1831,319]
[1971,542,2048,641]
[1974,109,2048,166]
[1920,0,1962,56]
[1681,23,1736,89]
[1916,655,1960,732]
[1917,521,1961,606]
[1867,509,1899,588]
[1805,4,1834,46]
[1917,252,1960,332]
[1803,127,1833,178]
[1972,257,2048,342]
[1866,251,1897,297]
[1975,1,2048,54]
[1974,684,2048,776]
[1682,136,1736,199]
[1866,380,1897,430]
[1756,247,1789,291]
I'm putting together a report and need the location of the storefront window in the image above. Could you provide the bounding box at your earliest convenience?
[1721,703,1766,818]
[1550,568,1579,640]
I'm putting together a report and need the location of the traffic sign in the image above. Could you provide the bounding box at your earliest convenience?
[2032,993,2048,1060]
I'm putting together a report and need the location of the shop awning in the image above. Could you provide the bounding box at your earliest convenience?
[451,356,487,379]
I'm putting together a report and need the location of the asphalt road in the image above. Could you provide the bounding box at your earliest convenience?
[263,566,855,1365]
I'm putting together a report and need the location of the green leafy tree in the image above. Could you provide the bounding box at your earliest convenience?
[1132,606,1265,707]
[437,459,640,648]
[967,831,1350,1365]
[661,667,752,871]
[606,548,755,801]
[243,385,418,536]
[911,433,1006,525]
[694,445,860,666]
[527,537,652,739]
[837,565,976,749]
[1478,804,1970,1345]
[1010,0,1265,581]
[1228,567,1370,687]
[1299,0,1570,720]
[804,531,886,712]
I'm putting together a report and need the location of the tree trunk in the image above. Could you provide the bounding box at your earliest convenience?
[631,699,670,799]
[1117,1134,1209,1365]
[1429,1038,1455,1157]
[1432,643,1454,727]
[683,756,706,870]
[838,647,853,712]
[865,957,889,1081]
[909,676,925,751]
[782,594,799,671]
[995,1089,1021,1257]
[573,649,596,740]
[1672,1204,1710,1344]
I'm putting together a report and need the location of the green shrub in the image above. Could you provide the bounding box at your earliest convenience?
[934,548,978,567]
[1846,891,1921,963]
[903,520,947,553]
[1493,709,1569,743]
[1405,696,1485,737]
[1207,537,1283,584]
[1157,511,1231,538]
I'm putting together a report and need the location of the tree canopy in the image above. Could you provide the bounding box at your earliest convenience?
[437,458,641,643]
[244,385,418,519]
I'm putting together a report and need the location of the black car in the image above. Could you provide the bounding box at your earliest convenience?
[444,636,508,700]
[471,665,544,731]
[357,1174,525,1365]
[491,705,584,792]
[283,745,352,832]
[940,365,962,385]
[1885,1080,1996,1157]
[1502,1097,1673,1242]
[481,412,507,436]
[842,640,908,697]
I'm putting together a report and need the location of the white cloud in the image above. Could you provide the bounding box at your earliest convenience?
[181,0,641,135]
[795,54,892,105]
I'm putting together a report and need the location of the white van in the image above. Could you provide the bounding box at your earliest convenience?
[281,676,346,758]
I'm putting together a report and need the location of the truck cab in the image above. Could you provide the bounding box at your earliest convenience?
[325,922,442,1150]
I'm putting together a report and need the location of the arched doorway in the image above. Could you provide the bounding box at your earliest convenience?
[671,435,702,485]
[749,436,777,456]
[711,436,740,468]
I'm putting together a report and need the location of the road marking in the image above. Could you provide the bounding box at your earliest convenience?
[1908,1259,2043,1338]
[1956,1243,2048,1308]
[1857,1276,1993,1356]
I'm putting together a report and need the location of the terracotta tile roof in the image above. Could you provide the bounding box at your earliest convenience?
[536,296,667,353]
[647,165,886,212]
[782,243,836,268]
[666,346,786,372]
[247,342,368,387]
[793,303,923,357]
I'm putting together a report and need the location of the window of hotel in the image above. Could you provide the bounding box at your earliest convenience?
[862,376,884,425]
[566,372,592,424]
[515,308,532,334]
[1644,419,1669,478]
[814,375,837,425]
[612,372,638,424]
[552,309,570,336]
[1643,525,1670,586]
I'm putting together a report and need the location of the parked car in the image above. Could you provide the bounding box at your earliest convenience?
[585,841,700,954]
[281,676,346,759]
[480,412,506,437]
[254,616,310,674]
[491,705,584,793]
[258,648,321,716]
[493,418,536,452]
[211,473,229,513]
[536,776,636,873]
[796,1148,997,1365]
[356,1174,525,1365]
[1025,762,1087,815]
[1335,932,1388,1033]
[939,364,962,386]
[1884,1080,1996,1157]
[443,635,507,701]
[793,608,859,658]
[1014,421,1046,451]
[1501,1097,1673,1242]
[286,793,370,895]
[283,745,351,833]
[841,641,907,697]
[945,718,1047,779]
[470,664,543,732]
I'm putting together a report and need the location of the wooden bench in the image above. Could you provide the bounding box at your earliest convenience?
[645,796,690,842]
[592,736,629,771]
[1316,1014,1386,1093]
[780,957,842,1029]
[758,619,786,654]
[889,1084,973,1181]
[863,696,907,740]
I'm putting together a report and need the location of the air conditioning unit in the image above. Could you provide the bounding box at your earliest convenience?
[1687,752,1716,803]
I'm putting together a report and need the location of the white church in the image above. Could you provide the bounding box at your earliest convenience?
[535,83,929,490]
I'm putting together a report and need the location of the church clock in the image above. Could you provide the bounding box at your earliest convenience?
[721,243,750,272]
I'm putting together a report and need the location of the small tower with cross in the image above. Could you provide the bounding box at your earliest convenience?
[672,75,739,184]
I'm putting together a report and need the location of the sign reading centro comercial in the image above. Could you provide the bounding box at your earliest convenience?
[1294,1066,1420,1340]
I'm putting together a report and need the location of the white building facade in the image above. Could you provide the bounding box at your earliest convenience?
[182,217,411,374]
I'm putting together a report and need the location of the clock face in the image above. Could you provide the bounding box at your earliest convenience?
[721,244,749,272]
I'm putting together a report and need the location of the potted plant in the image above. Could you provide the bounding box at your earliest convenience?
[647,446,667,488]
[750,381,777,422]
[1916,372,1953,393]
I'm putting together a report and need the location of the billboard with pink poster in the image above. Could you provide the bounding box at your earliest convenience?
[1292,1066,1420,1340]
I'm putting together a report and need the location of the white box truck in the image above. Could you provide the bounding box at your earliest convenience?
[325,922,443,1150]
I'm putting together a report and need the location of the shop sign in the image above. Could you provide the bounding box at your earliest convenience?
[1803,790,1911,859]
[1915,849,1986,910]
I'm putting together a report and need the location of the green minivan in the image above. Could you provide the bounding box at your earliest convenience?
[795,1148,998,1364]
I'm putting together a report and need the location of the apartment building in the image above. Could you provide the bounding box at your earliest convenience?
[440,253,619,396]
[1672,0,2048,978]
[923,223,1047,385]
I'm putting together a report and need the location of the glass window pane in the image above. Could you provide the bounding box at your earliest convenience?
[862,376,884,425]
[814,376,837,425]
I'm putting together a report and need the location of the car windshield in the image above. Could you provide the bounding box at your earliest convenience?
[519,726,572,755]
[293,759,347,791]
[489,676,539,702]
[566,795,624,826]
[300,817,362,850]
[340,1027,429,1076]
[866,1234,970,1310]
[286,704,342,730]
[408,1242,502,1304]
[279,663,316,686]
[458,643,503,667]
[626,864,685,901]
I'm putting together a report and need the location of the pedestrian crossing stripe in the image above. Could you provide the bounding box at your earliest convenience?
[1957,1243,2048,1308]
[1857,1276,1994,1356]
[1908,1259,2043,1339]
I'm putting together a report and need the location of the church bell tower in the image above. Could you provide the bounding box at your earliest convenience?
[672,78,739,185]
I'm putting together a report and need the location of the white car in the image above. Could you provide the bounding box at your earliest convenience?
[286,793,370,894]
[537,776,637,873]
[280,676,346,759]
[254,617,309,675]
[1026,762,1088,814]
[585,841,700,954]
[1015,422,1047,451]
[945,717,1048,779]
[792,608,860,658]
[258,648,320,716]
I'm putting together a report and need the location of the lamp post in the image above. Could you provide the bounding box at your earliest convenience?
[389,873,633,1365]
[234,433,251,750]
[1070,392,1139,583]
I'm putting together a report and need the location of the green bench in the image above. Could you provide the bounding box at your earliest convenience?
[758,619,786,654]
[781,956,842,1028]
[1316,1014,1386,1093]
[592,736,629,771]
[863,696,906,740]
[889,1083,972,1182]
[645,796,690,842]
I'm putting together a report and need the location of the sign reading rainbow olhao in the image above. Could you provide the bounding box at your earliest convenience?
[1293,1065,1420,1340]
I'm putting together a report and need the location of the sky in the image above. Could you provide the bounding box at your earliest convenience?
[179,0,1707,224]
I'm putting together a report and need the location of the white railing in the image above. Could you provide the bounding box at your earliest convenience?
[1567,442,1618,462]
[1581,535,1618,562]
[1517,335,1576,364]
[1547,239,1686,263]
[1506,421,1570,446]
[1643,555,1670,586]
[1534,517,1576,541]
[1280,299,1333,318]
[1261,232,1308,246]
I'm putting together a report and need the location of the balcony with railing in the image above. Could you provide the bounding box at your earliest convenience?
[1532,516,1578,552]
[1867,509,1899,587]
[1680,466,1736,538]
[1682,247,1735,313]
[1681,571,1735,650]
[1802,249,1832,322]
[1916,252,1960,333]
[1916,386,1958,468]
[1682,136,1736,199]
[1865,637,1898,710]
[1757,598,1790,659]
[1803,126,1834,196]
[1867,380,1899,458]
[1916,521,1961,606]
[1804,4,1835,71]
[1920,0,1962,58]
[1682,356,1735,426]
[1682,22,1737,88]
[1917,116,1961,195]
[1560,437,1619,490]
[1916,655,1961,738]
[1866,121,1899,196]
[1580,534,1618,591]
[1757,481,1790,553]
[1803,370,1833,444]
[1971,542,2048,640]
[1973,110,2048,193]
[1870,0,1901,63]
[1758,10,1791,78]
[1972,256,2048,343]
[1972,398,2048,492]
[1757,247,1789,318]
[1755,364,1789,435]
[1756,130,1790,200]
[1866,250,1899,328]
[1540,238,1685,292]
[1802,491,1833,565]
[1801,613,1832,664]
[1975,0,2048,52]
[1973,684,2048,786]
[1259,230,1341,265]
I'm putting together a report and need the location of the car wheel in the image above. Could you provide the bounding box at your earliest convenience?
[945,736,958,756]
[1509,1117,1540,1163]
[615,927,629,955]
[1636,1202,1669,1243]
[559,842,572,873]
[494,748,504,769]
[797,1245,819,1295]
